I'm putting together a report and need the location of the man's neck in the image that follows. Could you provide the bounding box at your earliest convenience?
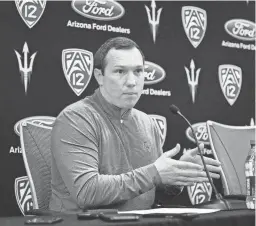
[99,87,130,114]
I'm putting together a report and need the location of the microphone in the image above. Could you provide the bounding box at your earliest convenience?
[169,104,246,210]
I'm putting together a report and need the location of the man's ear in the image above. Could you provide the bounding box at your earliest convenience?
[94,68,103,86]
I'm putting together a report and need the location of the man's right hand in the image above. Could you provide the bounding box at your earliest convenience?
[154,144,209,186]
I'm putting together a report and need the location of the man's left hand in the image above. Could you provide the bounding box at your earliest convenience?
[180,143,221,179]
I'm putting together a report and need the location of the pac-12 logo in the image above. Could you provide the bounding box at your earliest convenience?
[182,6,207,48]
[187,182,212,205]
[15,176,33,215]
[149,115,167,148]
[15,0,46,28]
[218,64,242,106]
[62,49,93,96]
[14,116,55,136]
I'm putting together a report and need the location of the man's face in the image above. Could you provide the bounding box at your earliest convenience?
[98,47,145,109]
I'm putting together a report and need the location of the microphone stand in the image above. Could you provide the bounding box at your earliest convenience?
[170,105,246,210]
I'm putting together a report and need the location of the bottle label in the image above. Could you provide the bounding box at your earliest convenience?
[246,176,255,196]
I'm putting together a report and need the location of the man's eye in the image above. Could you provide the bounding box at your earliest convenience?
[135,69,143,75]
[116,69,125,74]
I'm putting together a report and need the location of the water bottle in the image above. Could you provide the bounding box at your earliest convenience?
[245,139,255,209]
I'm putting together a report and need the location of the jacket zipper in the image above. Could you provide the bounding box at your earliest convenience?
[120,110,129,124]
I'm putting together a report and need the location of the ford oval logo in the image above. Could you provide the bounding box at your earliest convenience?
[71,0,125,21]
[144,61,166,85]
[14,116,55,136]
[185,122,210,145]
[224,19,256,41]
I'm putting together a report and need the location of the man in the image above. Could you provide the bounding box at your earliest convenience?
[49,37,221,213]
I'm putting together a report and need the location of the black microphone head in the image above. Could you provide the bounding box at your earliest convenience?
[169,104,180,115]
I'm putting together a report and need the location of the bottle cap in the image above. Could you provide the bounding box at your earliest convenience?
[250,140,255,145]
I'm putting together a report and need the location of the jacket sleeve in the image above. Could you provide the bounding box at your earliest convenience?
[51,108,161,210]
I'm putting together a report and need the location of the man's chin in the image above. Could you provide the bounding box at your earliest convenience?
[118,95,141,109]
[121,100,138,109]
[122,103,136,109]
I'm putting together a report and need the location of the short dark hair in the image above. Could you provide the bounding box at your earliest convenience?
[94,37,145,73]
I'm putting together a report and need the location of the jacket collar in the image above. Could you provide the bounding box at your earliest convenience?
[92,88,132,120]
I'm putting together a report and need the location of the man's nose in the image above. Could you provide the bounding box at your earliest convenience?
[126,72,136,87]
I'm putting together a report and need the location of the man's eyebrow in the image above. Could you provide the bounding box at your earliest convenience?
[113,65,144,68]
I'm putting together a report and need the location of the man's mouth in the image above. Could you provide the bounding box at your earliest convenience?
[124,92,137,95]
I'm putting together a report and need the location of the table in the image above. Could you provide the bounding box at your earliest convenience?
[0,209,254,226]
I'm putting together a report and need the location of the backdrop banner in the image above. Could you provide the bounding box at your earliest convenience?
[0,0,254,216]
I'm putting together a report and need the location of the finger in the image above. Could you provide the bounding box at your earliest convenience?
[189,143,204,157]
[176,176,209,183]
[199,143,204,152]
[203,157,221,166]
[163,143,181,158]
[208,172,221,179]
[176,161,204,171]
[173,181,195,186]
[178,169,208,178]
[187,147,198,156]
[205,164,222,173]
